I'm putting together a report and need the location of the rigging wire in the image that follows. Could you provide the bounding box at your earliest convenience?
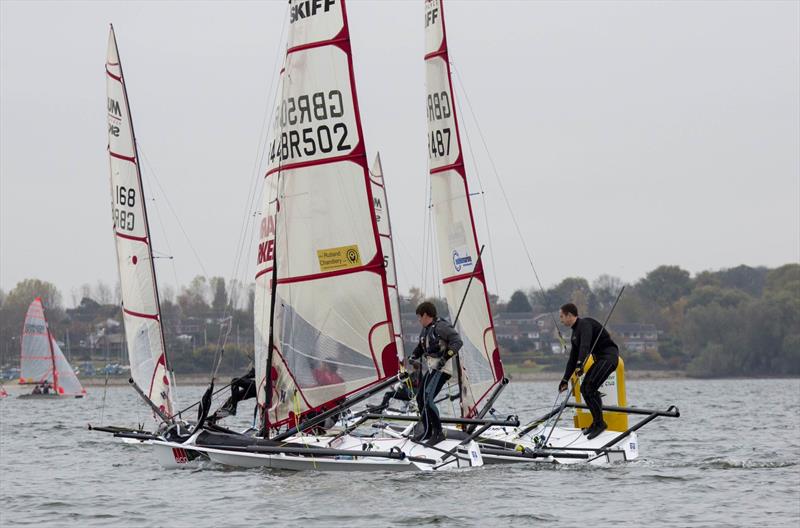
[135,157,182,297]
[136,145,210,280]
[209,5,289,381]
[449,61,501,297]
[449,66,567,348]
[420,178,432,297]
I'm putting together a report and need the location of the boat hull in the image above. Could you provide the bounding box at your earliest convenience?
[18,393,84,399]
[147,433,483,472]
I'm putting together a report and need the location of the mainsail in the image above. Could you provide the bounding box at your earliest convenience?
[19,298,85,396]
[255,0,399,431]
[106,25,175,417]
[369,153,405,363]
[424,0,504,417]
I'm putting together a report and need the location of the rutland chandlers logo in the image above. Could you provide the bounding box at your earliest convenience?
[452,250,473,272]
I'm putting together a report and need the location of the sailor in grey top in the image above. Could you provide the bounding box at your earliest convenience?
[410,301,463,444]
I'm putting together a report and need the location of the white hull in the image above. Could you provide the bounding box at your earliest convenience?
[142,421,636,471]
[145,427,483,472]
[479,424,638,465]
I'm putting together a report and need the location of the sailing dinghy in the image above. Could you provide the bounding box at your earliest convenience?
[361,0,680,466]
[18,298,86,399]
[93,10,490,472]
[144,0,492,471]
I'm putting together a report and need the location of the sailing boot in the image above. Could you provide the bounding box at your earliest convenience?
[425,429,446,446]
[410,421,427,442]
[585,421,607,440]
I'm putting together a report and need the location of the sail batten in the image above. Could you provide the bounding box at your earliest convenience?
[424,0,504,417]
[255,0,399,431]
[106,25,175,419]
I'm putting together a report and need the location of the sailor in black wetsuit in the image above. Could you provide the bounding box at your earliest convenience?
[410,301,463,445]
[558,302,619,440]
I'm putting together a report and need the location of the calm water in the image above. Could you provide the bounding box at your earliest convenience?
[1,378,799,527]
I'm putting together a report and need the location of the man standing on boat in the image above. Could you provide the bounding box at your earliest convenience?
[411,301,463,444]
[558,302,619,440]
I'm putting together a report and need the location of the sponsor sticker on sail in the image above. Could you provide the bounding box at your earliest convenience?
[452,247,474,273]
[317,244,362,272]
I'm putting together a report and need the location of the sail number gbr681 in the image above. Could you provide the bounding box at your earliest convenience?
[268,90,352,165]
[113,185,136,231]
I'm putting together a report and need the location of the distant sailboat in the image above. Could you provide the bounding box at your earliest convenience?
[18,298,86,399]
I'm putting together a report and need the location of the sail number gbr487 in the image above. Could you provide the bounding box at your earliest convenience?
[268,89,352,166]
[427,90,452,160]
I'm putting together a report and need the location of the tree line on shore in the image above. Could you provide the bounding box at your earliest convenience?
[0,263,797,378]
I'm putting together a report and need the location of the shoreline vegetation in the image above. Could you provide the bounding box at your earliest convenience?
[1,263,797,380]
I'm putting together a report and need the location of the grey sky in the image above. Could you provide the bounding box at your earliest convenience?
[1,0,798,306]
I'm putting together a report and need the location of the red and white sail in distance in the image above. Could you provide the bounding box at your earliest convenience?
[369,153,405,362]
[19,298,85,396]
[106,26,174,418]
[424,0,504,417]
[255,0,398,430]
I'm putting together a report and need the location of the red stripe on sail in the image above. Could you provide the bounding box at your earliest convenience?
[276,258,383,286]
[287,35,348,56]
[424,49,447,61]
[265,151,363,178]
[442,270,485,285]
[109,151,136,163]
[147,353,171,417]
[115,231,148,243]
[429,161,464,175]
[123,308,159,321]
[255,267,273,280]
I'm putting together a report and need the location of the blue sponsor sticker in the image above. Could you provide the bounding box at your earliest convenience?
[452,250,473,272]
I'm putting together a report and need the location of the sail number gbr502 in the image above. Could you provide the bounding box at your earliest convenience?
[268,90,352,165]
[427,90,452,160]
[113,185,136,231]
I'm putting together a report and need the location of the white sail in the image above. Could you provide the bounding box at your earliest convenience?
[424,0,504,417]
[20,298,85,396]
[255,0,399,431]
[106,26,174,418]
[369,153,405,363]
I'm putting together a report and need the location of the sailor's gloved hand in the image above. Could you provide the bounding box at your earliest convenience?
[575,364,584,377]
[435,350,455,370]
[558,380,568,393]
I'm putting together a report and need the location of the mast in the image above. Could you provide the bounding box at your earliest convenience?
[261,173,281,437]
[254,0,399,432]
[423,0,504,417]
[106,25,175,418]
[46,327,59,394]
